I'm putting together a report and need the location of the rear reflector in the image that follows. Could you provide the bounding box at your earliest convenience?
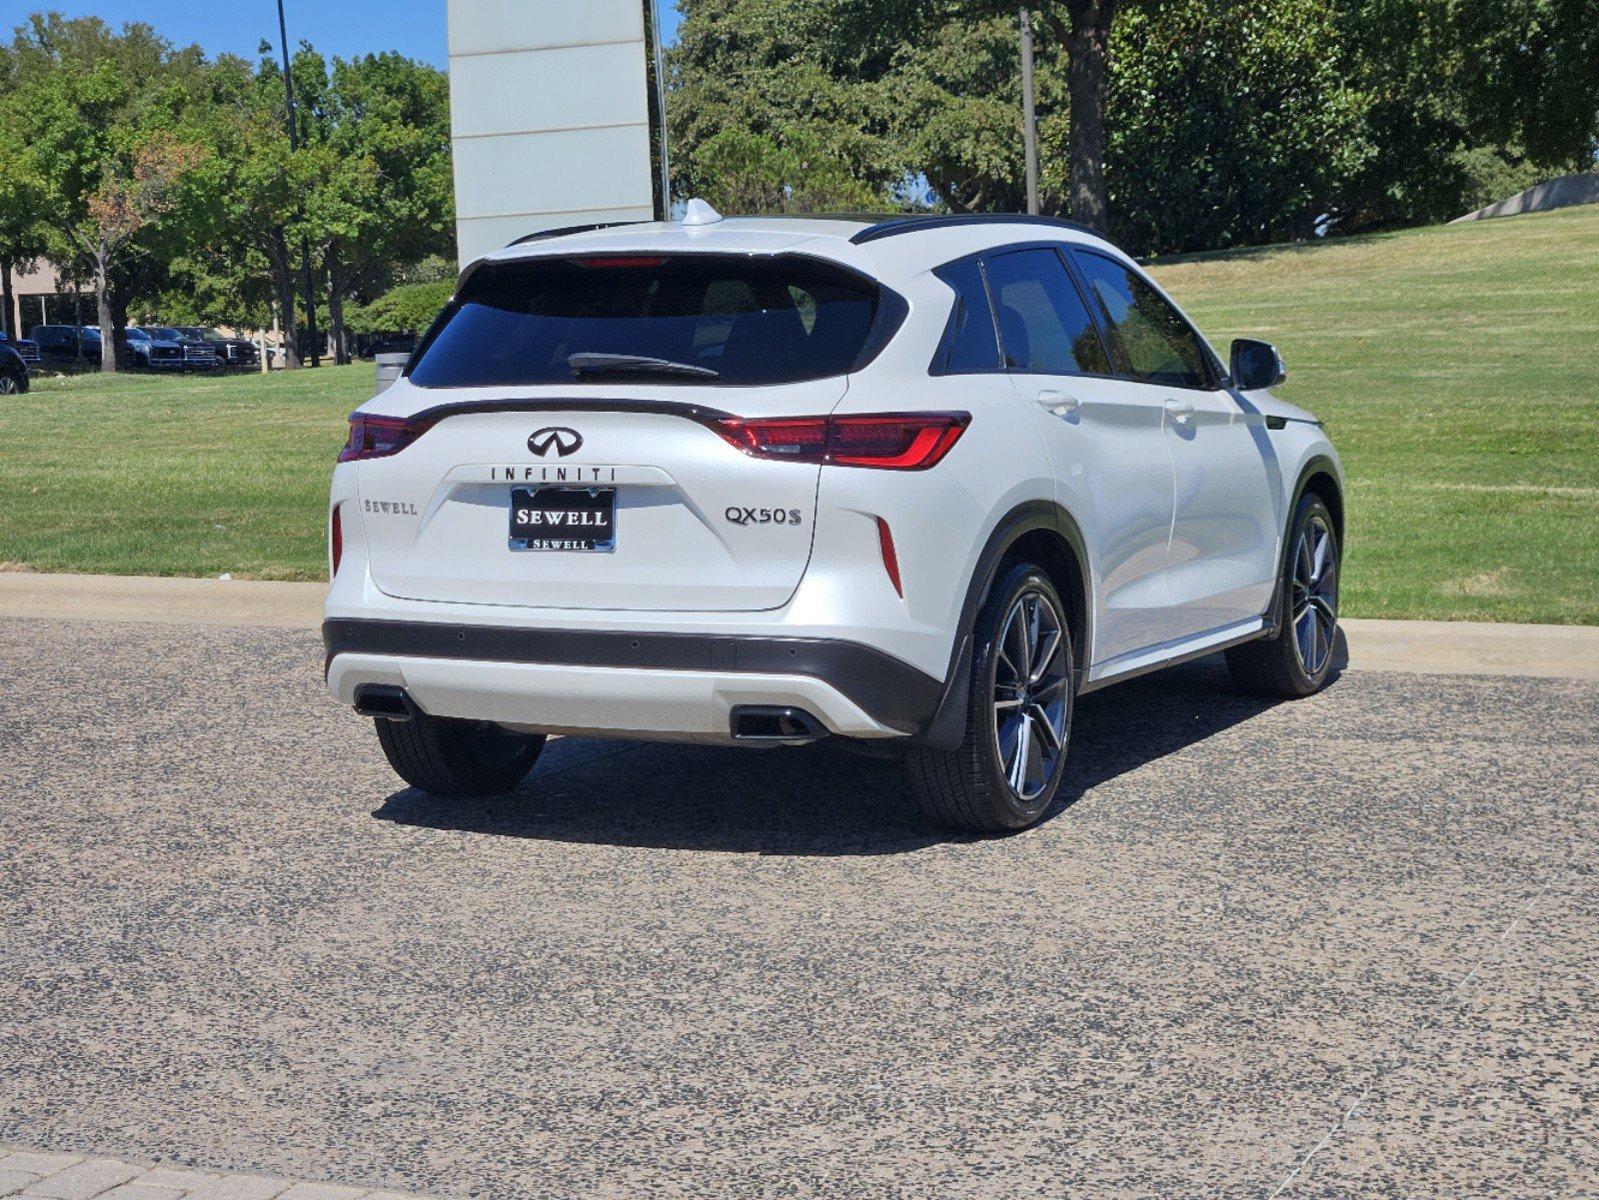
[330,504,343,577]
[710,412,968,470]
[876,517,903,597]
[339,412,437,462]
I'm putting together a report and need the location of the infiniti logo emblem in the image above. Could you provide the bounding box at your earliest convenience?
[528,426,583,457]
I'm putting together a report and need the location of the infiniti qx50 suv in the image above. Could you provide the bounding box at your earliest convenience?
[325,203,1343,832]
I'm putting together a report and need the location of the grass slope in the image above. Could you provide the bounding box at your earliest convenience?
[1152,206,1599,624]
[1,206,1595,621]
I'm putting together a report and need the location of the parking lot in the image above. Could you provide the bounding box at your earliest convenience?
[1,615,1595,1199]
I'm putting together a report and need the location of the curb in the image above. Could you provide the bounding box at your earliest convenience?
[2,572,1596,682]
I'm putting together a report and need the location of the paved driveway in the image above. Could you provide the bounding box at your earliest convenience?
[1,618,1594,1199]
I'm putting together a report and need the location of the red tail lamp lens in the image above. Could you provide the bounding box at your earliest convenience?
[829,414,969,469]
[339,413,437,462]
[876,516,903,597]
[710,412,968,470]
[330,504,343,577]
[712,417,830,460]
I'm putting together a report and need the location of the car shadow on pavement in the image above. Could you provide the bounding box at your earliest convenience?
[371,646,1344,857]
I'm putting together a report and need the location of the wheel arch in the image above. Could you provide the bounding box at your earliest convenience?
[910,499,1093,750]
[1264,454,1344,637]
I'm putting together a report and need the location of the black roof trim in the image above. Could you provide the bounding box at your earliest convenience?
[850,213,1103,245]
[506,221,645,247]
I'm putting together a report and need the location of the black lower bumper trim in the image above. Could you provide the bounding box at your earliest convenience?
[323,618,944,735]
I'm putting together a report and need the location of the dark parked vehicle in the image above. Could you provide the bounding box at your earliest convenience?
[0,333,30,393]
[124,327,185,370]
[29,324,101,365]
[174,325,259,369]
[0,329,41,370]
[141,325,218,370]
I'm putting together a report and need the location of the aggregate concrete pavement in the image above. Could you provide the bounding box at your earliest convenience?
[4,571,1598,680]
[0,617,1595,1198]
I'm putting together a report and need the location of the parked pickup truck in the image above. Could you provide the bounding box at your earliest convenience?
[0,330,41,369]
[125,327,186,370]
[143,325,219,370]
[174,325,259,369]
[29,324,101,365]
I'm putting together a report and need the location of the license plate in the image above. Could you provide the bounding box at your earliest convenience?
[509,486,616,552]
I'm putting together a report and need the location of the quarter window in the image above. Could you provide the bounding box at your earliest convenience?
[933,259,1001,373]
[984,248,1110,376]
[1072,250,1213,390]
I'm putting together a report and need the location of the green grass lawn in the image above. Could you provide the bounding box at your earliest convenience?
[1,365,369,580]
[1152,206,1599,624]
[2,206,1596,621]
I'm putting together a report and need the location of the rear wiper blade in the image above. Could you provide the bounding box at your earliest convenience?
[567,352,720,379]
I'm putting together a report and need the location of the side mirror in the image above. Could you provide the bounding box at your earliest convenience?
[1230,338,1286,391]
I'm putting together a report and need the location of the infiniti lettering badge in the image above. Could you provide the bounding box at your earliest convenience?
[528,426,583,457]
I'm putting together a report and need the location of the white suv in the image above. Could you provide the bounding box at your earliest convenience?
[325,204,1343,832]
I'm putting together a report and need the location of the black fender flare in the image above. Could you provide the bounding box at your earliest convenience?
[1264,454,1344,637]
[910,499,1092,750]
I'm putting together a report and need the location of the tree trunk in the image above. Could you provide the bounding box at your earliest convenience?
[1064,0,1115,230]
[268,227,302,370]
[110,290,131,369]
[1,261,13,339]
[95,239,117,374]
[325,247,350,366]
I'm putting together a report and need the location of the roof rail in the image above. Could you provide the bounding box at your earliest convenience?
[505,221,645,248]
[849,212,1103,245]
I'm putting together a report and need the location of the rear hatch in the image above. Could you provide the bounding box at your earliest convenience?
[350,249,884,613]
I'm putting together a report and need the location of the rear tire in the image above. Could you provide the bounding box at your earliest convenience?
[1226,493,1340,698]
[906,562,1075,834]
[374,711,545,797]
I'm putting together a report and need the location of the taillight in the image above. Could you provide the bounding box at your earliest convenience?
[338,412,437,462]
[710,412,968,470]
[329,504,343,577]
[712,417,829,460]
[829,414,970,469]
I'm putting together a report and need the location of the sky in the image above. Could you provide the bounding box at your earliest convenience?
[0,1,682,67]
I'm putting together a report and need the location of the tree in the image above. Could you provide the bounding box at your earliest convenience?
[310,52,454,364]
[1041,1,1117,229]
[3,15,207,370]
[1107,0,1369,254]
[193,49,330,369]
[0,111,49,339]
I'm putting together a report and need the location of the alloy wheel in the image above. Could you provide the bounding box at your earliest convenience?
[0,375,17,395]
[992,588,1070,802]
[1291,514,1339,676]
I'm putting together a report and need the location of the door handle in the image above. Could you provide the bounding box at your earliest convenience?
[1037,389,1081,417]
[1164,399,1196,422]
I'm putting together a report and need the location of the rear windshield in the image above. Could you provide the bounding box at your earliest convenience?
[408,253,880,388]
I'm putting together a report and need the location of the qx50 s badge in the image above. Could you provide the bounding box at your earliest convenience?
[725,505,803,527]
[528,426,582,457]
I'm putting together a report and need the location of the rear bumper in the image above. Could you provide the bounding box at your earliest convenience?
[324,618,942,741]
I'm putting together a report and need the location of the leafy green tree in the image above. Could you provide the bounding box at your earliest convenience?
[189,49,333,369]
[1107,0,1369,253]
[309,52,454,363]
[3,14,208,370]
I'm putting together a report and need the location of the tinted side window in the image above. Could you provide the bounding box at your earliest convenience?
[984,248,1110,376]
[1072,250,1212,389]
[932,259,1001,373]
